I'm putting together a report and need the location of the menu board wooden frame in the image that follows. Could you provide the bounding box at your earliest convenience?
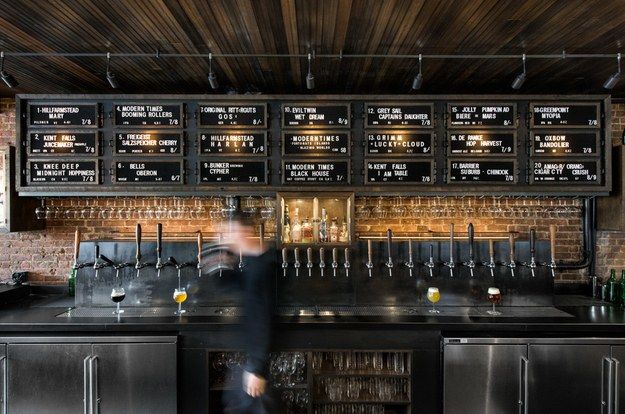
[281,159,351,185]
[197,131,268,156]
[114,131,185,156]
[364,159,435,185]
[27,102,100,128]
[281,102,351,129]
[26,159,101,185]
[446,103,517,129]
[365,130,435,157]
[112,102,185,128]
[27,130,101,156]
[112,159,185,185]
[364,102,434,129]
[198,159,269,185]
[529,102,601,129]
[529,158,601,185]
[197,102,268,129]
[281,130,351,157]
[530,130,601,157]
[446,131,517,156]
[446,158,518,184]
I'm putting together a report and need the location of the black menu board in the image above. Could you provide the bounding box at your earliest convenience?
[282,104,350,128]
[366,131,433,155]
[199,132,267,155]
[448,132,515,155]
[114,104,183,127]
[282,160,350,184]
[365,160,434,184]
[282,131,350,156]
[28,160,99,184]
[365,104,433,127]
[448,160,516,183]
[29,132,98,155]
[530,160,600,184]
[28,103,98,127]
[198,104,267,127]
[531,131,600,155]
[448,104,515,127]
[114,161,183,183]
[530,103,600,128]
[115,132,182,154]
[199,160,268,184]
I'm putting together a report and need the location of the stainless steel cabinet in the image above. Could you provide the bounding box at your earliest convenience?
[0,345,6,414]
[443,339,527,414]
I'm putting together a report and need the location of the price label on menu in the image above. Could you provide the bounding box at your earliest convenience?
[113,104,183,126]
[29,132,98,155]
[28,104,98,127]
[365,160,434,184]
[365,104,433,127]
[282,132,350,156]
[282,104,350,127]
[531,131,600,155]
[28,160,98,183]
[114,161,183,183]
[530,160,600,183]
[448,132,515,155]
[448,160,516,183]
[282,161,350,184]
[198,104,267,127]
[448,104,515,127]
[199,160,267,184]
[366,131,433,155]
[115,132,182,154]
[199,131,267,155]
[531,103,600,128]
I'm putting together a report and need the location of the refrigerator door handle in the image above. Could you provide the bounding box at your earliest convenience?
[519,356,529,414]
[0,356,6,414]
[603,357,614,414]
[83,355,91,414]
[91,356,100,414]
[613,358,620,414]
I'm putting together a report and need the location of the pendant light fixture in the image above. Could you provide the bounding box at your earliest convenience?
[411,54,423,90]
[0,51,18,88]
[511,53,526,90]
[106,52,119,89]
[208,52,219,89]
[603,53,621,89]
[306,53,315,90]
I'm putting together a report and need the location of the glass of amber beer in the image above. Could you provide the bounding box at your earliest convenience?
[487,287,502,315]
[173,287,188,315]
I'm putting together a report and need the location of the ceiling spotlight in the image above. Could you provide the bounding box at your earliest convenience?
[0,51,18,88]
[306,53,315,90]
[208,53,219,89]
[412,54,423,90]
[511,53,526,90]
[603,53,621,89]
[105,52,119,89]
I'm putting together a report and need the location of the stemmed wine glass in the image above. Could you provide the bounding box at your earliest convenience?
[427,287,440,314]
[487,287,502,315]
[111,286,126,315]
[173,287,187,315]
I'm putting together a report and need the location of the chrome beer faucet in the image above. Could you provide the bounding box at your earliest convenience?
[196,230,203,277]
[385,229,393,277]
[522,228,538,278]
[366,239,374,278]
[281,247,289,277]
[319,247,326,277]
[306,247,313,277]
[443,223,456,277]
[344,248,350,277]
[332,247,339,277]
[505,232,517,277]
[293,247,301,277]
[424,244,435,278]
[462,223,476,277]
[92,245,111,278]
[544,225,557,278]
[166,256,193,279]
[483,239,497,278]
[405,238,415,277]
[134,224,152,277]
[72,229,94,270]
[155,223,164,278]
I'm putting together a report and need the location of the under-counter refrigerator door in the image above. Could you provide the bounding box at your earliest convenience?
[528,344,610,414]
[444,343,528,414]
[611,346,625,414]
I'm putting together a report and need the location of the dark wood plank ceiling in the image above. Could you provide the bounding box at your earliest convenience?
[0,0,625,96]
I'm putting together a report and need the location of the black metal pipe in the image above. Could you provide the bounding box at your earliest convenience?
[556,197,593,271]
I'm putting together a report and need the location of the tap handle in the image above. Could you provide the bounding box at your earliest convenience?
[529,228,536,255]
[168,256,178,266]
[549,225,557,260]
[156,223,162,257]
[509,232,516,262]
[73,228,80,265]
[488,239,495,258]
[367,239,373,262]
[429,244,434,260]
[259,223,265,252]
[99,254,114,266]
[386,229,393,258]
[408,238,413,258]
[197,230,203,264]
[282,247,288,263]
[307,247,313,263]
[294,247,300,263]
[135,223,142,262]
[94,244,99,261]
[467,223,474,258]
[320,247,325,262]
[449,223,455,260]
[344,247,350,263]
[332,247,338,263]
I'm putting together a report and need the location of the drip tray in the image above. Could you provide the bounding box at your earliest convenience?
[57,306,242,318]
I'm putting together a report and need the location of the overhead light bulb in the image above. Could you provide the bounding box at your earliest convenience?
[411,54,423,90]
[105,53,118,89]
[0,52,18,88]
[603,53,621,89]
[306,53,315,90]
[208,53,219,89]
[511,53,526,90]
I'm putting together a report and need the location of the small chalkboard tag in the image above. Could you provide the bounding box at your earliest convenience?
[199,160,267,184]
[448,104,515,127]
[365,160,433,184]
[29,132,97,155]
[199,132,266,155]
[198,104,266,127]
[29,160,98,183]
[116,132,182,154]
[532,132,599,155]
[531,103,599,127]
[282,160,350,184]
[448,160,516,183]
[366,132,433,155]
[448,132,515,155]
[114,161,182,183]
[114,104,182,126]
[365,104,433,127]
[531,160,599,183]
[29,104,98,127]
[282,104,350,127]
[282,132,350,156]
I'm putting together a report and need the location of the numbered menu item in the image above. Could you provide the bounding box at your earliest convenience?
[114,161,182,183]
[448,104,515,127]
[365,104,433,127]
[366,131,433,155]
[28,103,98,127]
[531,131,600,155]
[198,103,266,127]
[282,131,350,156]
[29,132,98,155]
[28,160,98,184]
[282,104,350,127]
[365,160,433,184]
[115,132,182,154]
[531,103,600,128]
[199,131,266,155]
[114,104,183,126]
[282,160,350,184]
[530,160,600,183]
[199,160,267,184]
[448,132,515,155]
[448,160,516,183]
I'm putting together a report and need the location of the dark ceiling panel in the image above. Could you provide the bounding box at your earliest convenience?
[0,0,624,96]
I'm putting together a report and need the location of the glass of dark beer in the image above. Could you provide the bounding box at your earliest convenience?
[486,287,502,315]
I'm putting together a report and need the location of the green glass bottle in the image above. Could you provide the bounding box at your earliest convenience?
[68,268,76,297]
[619,270,625,307]
[608,269,617,303]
